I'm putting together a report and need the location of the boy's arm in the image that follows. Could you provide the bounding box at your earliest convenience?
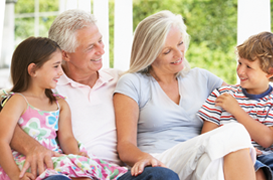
[216,93,273,148]
[231,108,273,148]
[201,120,218,134]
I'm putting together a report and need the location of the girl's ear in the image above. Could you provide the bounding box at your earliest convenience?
[62,50,70,62]
[27,63,37,77]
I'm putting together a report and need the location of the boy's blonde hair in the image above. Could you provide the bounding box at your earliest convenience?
[236,31,273,82]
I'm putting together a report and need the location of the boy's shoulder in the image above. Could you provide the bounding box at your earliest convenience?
[217,84,241,93]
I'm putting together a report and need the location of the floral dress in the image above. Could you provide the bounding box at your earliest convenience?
[0,93,127,180]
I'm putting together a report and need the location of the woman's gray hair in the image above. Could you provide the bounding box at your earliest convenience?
[128,10,191,77]
[48,9,96,53]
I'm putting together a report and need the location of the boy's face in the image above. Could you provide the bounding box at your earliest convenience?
[237,57,271,94]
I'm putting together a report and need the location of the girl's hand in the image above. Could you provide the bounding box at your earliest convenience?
[19,172,35,180]
[131,156,167,176]
[77,151,89,158]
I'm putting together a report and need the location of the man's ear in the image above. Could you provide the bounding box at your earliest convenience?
[27,63,37,77]
[62,50,70,62]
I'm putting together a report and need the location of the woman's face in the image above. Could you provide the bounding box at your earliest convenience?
[152,26,185,76]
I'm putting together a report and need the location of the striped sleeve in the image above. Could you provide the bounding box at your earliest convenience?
[197,88,222,126]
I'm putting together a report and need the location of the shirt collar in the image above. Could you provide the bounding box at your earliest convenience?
[58,69,114,88]
[242,85,272,99]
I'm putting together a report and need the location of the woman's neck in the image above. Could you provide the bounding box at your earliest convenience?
[150,68,177,84]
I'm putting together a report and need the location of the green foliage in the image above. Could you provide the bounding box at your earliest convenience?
[14,0,273,84]
[14,0,58,43]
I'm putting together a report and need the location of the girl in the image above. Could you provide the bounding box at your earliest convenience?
[0,37,127,180]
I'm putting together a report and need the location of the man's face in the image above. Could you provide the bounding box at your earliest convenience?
[64,24,105,75]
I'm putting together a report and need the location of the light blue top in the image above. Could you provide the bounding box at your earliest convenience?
[114,68,223,154]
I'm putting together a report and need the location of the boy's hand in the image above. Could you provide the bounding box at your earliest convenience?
[255,148,263,156]
[215,93,240,114]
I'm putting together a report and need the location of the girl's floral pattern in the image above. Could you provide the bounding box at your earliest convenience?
[0,94,127,180]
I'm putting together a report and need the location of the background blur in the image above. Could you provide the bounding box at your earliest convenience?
[1,0,273,86]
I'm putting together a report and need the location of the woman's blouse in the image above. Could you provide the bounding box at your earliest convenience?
[114,68,223,154]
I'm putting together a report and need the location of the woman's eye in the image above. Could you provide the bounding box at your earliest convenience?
[178,41,183,45]
[164,50,171,54]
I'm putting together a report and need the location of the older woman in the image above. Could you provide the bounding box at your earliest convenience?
[114,10,256,180]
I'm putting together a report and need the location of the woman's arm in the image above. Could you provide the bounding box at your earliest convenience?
[114,93,166,176]
[0,95,30,180]
[57,98,84,156]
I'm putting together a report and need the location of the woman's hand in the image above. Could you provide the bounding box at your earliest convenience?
[131,156,167,176]
[19,172,35,180]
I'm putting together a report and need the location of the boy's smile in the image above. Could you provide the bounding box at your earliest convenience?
[237,57,271,95]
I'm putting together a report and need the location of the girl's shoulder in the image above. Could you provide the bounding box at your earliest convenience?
[53,93,69,110]
[0,92,28,113]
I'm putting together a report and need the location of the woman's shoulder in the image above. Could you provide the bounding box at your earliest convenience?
[119,72,150,84]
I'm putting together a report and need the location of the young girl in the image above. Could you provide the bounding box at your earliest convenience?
[0,37,127,180]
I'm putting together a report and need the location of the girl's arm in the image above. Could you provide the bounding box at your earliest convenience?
[57,98,81,155]
[0,95,29,180]
[216,93,273,148]
[201,120,218,134]
[113,93,166,176]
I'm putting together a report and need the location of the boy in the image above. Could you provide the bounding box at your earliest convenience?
[198,31,273,180]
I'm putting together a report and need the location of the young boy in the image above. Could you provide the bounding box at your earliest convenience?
[198,31,273,180]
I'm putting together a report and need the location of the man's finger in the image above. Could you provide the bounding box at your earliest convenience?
[20,161,30,178]
[44,155,53,170]
[30,159,37,178]
[52,151,62,157]
[37,157,45,176]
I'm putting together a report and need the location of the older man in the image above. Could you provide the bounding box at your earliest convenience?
[9,9,179,180]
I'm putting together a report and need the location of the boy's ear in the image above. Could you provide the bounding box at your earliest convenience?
[27,63,37,77]
[266,68,273,79]
[62,50,71,62]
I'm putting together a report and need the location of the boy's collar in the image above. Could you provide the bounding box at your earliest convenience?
[242,85,273,99]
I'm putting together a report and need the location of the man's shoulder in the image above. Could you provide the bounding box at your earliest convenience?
[100,68,123,79]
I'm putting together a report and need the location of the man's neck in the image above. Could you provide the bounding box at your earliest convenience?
[62,64,99,88]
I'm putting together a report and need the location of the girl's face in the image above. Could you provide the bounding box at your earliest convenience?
[151,26,185,76]
[34,50,63,89]
[237,57,271,94]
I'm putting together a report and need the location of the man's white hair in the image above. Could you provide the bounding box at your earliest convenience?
[48,9,97,53]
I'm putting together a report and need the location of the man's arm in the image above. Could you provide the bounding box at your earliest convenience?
[11,124,59,178]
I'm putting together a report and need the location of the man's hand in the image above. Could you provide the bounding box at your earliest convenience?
[19,146,61,178]
[19,172,35,180]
